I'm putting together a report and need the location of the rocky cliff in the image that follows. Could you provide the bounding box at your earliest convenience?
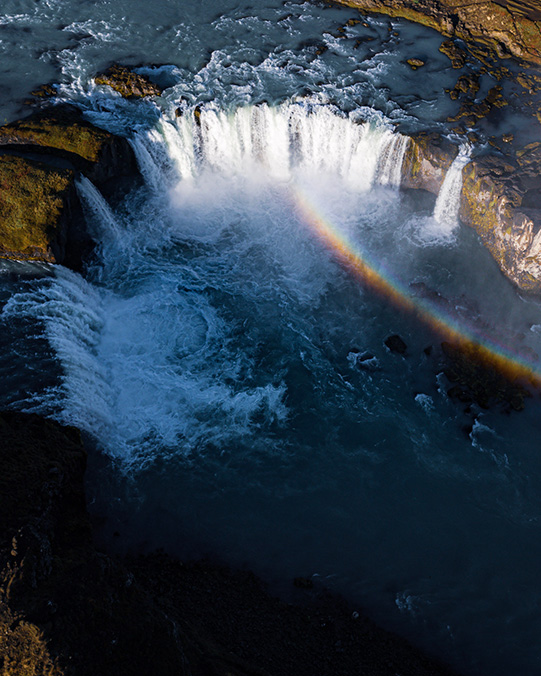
[331,0,541,64]
[0,105,137,269]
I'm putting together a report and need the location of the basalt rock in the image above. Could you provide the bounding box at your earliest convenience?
[330,0,541,65]
[401,132,458,195]
[94,65,163,99]
[459,146,541,292]
[0,411,459,676]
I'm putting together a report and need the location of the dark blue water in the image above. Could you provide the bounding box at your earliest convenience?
[2,2,541,675]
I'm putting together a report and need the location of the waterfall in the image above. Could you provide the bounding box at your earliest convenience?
[433,145,471,232]
[131,103,409,191]
[376,133,410,189]
[76,176,121,243]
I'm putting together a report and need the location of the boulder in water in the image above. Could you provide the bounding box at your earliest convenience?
[406,58,425,69]
[94,65,163,99]
[384,334,408,354]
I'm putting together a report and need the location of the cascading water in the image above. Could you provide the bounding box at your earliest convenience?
[433,145,471,232]
[131,103,410,190]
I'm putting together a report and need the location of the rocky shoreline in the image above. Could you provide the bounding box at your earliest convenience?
[330,0,541,65]
[0,411,459,676]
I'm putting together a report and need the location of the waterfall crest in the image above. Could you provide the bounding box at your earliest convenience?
[131,103,409,191]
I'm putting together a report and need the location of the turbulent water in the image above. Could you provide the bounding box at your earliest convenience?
[3,2,541,675]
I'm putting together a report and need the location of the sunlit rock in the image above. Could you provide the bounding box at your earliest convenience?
[94,64,163,99]
[330,0,541,65]
[460,147,541,293]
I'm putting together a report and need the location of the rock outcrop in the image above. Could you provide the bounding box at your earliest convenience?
[0,106,137,186]
[94,65,163,98]
[0,106,137,269]
[0,156,80,266]
[0,411,459,676]
[401,132,458,195]
[331,0,541,65]
[460,146,541,292]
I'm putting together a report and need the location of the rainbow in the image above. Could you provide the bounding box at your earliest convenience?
[292,184,541,389]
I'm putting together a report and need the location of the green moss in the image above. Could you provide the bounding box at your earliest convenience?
[0,113,112,164]
[0,155,74,261]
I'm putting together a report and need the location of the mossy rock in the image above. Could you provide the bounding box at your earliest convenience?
[0,106,137,187]
[94,65,163,99]
[0,155,76,263]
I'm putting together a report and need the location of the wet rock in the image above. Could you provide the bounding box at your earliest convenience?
[439,40,467,69]
[447,73,480,100]
[30,83,58,99]
[384,334,408,354]
[401,132,458,195]
[330,0,541,65]
[447,85,507,124]
[94,64,163,98]
[406,58,425,69]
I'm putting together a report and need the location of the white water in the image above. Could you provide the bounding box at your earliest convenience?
[76,176,122,244]
[433,145,471,233]
[131,103,409,191]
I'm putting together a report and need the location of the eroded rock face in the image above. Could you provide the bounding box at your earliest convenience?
[331,0,541,65]
[0,106,137,186]
[0,155,78,265]
[401,132,458,195]
[94,65,163,98]
[459,147,541,292]
[0,106,137,268]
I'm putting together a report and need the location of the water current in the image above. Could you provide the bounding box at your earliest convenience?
[2,1,541,675]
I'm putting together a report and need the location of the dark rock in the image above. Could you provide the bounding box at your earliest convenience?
[384,334,408,354]
[0,412,460,676]
[293,576,314,589]
[441,342,529,411]
[94,64,163,99]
